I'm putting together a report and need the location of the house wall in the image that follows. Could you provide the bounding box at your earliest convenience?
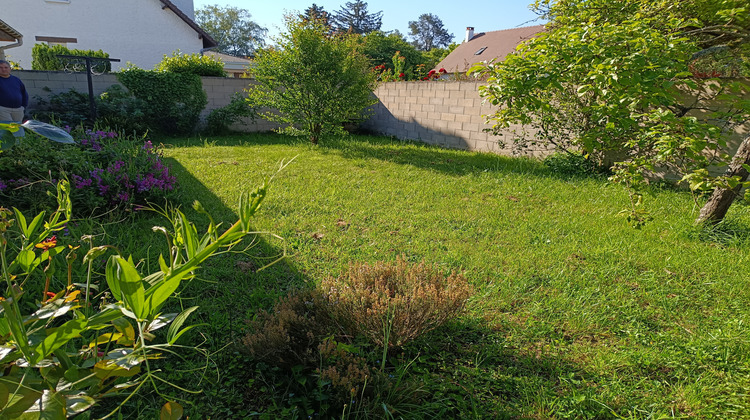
[1,0,204,71]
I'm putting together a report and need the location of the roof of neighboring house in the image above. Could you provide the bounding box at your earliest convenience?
[436,25,545,73]
[0,18,22,42]
[204,51,252,71]
[158,0,217,49]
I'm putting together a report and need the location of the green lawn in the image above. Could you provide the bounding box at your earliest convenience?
[111,133,750,418]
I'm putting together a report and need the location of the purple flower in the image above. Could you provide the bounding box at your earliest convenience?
[0,180,7,192]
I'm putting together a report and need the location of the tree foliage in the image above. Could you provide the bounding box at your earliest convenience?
[300,3,332,28]
[246,17,378,144]
[331,1,382,34]
[408,13,454,51]
[471,0,750,225]
[195,5,267,57]
[358,31,423,74]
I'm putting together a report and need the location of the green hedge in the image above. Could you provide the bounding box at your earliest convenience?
[155,51,227,77]
[31,44,112,72]
[117,67,207,134]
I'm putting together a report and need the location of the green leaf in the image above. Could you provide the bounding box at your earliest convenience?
[143,270,190,316]
[12,208,28,237]
[64,392,96,415]
[18,389,66,420]
[0,377,43,418]
[167,306,203,345]
[15,249,38,274]
[109,256,147,320]
[28,317,87,366]
[160,401,184,420]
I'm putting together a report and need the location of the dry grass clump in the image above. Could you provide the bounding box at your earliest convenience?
[320,257,473,348]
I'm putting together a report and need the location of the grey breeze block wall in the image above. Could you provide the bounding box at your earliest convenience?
[362,80,549,157]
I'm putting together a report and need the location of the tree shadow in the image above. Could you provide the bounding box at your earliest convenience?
[688,210,750,247]
[403,319,621,418]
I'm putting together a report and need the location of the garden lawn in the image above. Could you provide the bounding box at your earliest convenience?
[119,133,750,418]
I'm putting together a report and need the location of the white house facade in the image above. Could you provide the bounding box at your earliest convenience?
[0,0,215,71]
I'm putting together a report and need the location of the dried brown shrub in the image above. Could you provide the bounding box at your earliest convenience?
[241,289,334,368]
[320,257,473,348]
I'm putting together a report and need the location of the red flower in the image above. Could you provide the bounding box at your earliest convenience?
[35,236,57,251]
[399,73,405,78]
[439,68,447,73]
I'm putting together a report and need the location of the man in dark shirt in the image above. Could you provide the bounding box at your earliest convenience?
[0,59,28,124]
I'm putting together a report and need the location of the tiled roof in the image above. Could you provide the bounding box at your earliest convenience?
[436,25,544,73]
[0,18,22,43]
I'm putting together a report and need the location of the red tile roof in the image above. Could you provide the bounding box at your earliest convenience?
[436,25,544,73]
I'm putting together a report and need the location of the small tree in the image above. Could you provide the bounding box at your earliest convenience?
[246,16,378,144]
[471,0,750,225]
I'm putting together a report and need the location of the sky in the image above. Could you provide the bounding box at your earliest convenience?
[192,0,545,44]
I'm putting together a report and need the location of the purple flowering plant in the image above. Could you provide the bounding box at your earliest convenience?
[0,126,178,216]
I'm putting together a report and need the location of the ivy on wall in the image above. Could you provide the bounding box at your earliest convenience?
[117,67,207,135]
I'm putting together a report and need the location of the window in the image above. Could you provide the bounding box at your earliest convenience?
[474,47,487,56]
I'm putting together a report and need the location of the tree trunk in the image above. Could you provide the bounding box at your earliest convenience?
[696,133,750,224]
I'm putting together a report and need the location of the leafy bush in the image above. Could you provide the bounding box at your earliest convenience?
[0,127,177,216]
[31,43,111,72]
[32,88,91,127]
[33,85,150,133]
[155,50,227,77]
[543,152,609,177]
[321,257,472,348]
[118,67,207,135]
[0,178,270,418]
[203,93,256,134]
[96,85,150,133]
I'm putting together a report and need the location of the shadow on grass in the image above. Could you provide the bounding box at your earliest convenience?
[405,319,618,419]
[689,212,750,247]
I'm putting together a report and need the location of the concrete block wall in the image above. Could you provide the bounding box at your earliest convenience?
[362,81,549,157]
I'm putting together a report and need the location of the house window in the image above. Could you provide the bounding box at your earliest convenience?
[474,47,487,55]
[35,36,77,48]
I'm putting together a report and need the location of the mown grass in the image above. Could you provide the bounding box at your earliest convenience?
[102,133,750,418]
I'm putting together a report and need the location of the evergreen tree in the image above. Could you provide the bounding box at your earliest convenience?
[331,1,382,34]
[408,13,454,51]
[300,3,331,29]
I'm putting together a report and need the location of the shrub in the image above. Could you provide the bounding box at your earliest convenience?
[118,67,207,134]
[543,152,609,177]
[32,88,91,127]
[203,92,256,134]
[31,43,111,72]
[241,257,472,417]
[156,50,227,77]
[321,257,473,348]
[96,84,150,133]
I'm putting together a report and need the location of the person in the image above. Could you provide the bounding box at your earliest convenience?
[0,59,28,123]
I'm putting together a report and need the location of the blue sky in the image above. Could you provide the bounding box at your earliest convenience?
[193,1,545,44]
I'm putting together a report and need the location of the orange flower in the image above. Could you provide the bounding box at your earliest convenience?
[35,235,57,251]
